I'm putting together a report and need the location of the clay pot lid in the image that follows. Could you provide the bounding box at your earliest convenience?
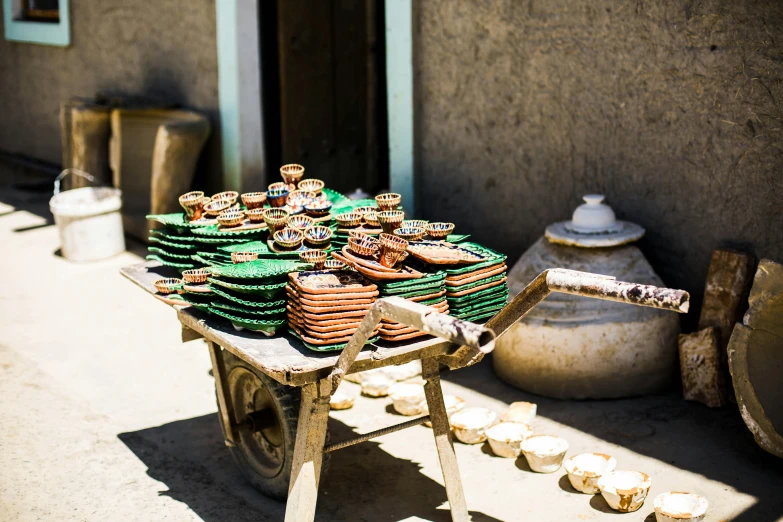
[545,194,645,248]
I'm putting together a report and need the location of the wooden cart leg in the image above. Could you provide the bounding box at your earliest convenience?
[285,379,331,522]
[422,357,471,522]
[207,340,237,446]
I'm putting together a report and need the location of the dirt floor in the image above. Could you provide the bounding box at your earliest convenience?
[1,167,782,522]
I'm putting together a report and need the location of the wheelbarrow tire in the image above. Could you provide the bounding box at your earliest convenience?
[219,351,329,500]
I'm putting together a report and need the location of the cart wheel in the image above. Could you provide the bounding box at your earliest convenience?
[220,351,329,500]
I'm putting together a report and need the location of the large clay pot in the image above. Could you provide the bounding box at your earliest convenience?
[493,196,680,399]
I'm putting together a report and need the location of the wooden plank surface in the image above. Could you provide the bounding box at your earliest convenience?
[121,261,455,386]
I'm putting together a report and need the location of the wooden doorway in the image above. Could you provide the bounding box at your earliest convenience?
[260,0,388,195]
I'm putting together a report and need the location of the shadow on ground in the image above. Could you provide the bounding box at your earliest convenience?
[119,414,501,522]
[444,356,783,521]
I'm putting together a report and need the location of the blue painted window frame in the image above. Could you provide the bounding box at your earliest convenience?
[3,0,70,47]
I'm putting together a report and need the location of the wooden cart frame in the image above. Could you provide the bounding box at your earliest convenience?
[123,261,688,522]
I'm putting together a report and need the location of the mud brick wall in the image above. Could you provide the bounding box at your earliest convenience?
[415,0,783,323]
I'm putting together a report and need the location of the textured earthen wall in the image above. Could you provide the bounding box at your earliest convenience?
[415,0,783,321]
[0,0,220,189]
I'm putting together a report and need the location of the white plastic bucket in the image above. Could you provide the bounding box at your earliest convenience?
[49,169,125,261]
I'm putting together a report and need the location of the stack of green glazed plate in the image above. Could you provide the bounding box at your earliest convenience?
[146,214,208,272]
[376,271,448,341]
[444,243,508,322]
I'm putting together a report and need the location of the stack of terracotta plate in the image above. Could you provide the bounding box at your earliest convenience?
[376,271,449,342]
[443,243,509,323]
[286,270,381,351]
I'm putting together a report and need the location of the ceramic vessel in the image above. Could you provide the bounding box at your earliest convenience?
[336,212,362,228]
[330,386,356,410]
[203,198,232,217]
[246,208,266,223]
[389,383,426,416]
[304,225,332,247]
[494,195,680,399]
[354,206,377,216]
[324,259,345,270]
[305,200,332,217]
[182,268,210,284]
[361,372,395,397]
[564,453,617,494]
[500,401,537,424]
[419,394,465,427]
[597,470,652,513]
[179,191,205,219]
[394,226,425,242]
[288,214,315,231]
[654,492,708,522]
[300,249,327,269]
[520,435,569,473]
[280,163,305,185]
[375,192,401,211]
[298,178,324,194]
[231,252,259,264]
[217,209,244,227]
[241,192,267,209]
[377,210,404,233]
[267,188,290,208]
[348,234,379,257]
[450,407,497,444]
[263,208,290,233]
[426,222,455,239]
[402,219,428,229]
[363,211,380,227]
[379,233,409,268]
[485,422,533,458]
[268,182,290,192]
[287,189,315,207]
[212,191,239,205]
[154,278,182,295]
[274,228,304,249]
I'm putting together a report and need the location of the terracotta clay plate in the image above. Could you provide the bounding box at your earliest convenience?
[289,270,377,294]
[445,264,507,286]
[287,307,366,328]
[380,330,432,342]
[287,304,371,321]
[289,324,380,345]
[286,284,379,302]
[446,276,508,297]
[406,241,487,265]
[332,252,424,281]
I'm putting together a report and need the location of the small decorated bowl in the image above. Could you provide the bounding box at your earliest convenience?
[298,178,324,194]
[231,251,259,264]
[375,192,402,211]
[287,189,315,207]
[182,268,211,284]
[304,200,332,217]
[402,219,428,229]
[299,249,327,269]
[241,192,267,210]
[304,225,333,246]
[263,208,290,232]
[154,278,183,295]
[336,212,363,228]
[348,234,379,257]
[268,181,291,192]
[280,163,305,185]
[426,222,455,239]
[274,228,304,250]
[217,209,245,227]
[394,226,425,242]
[246,208,266,223]
[354,206,377,216]
[211,191,239,205]
[379,233,409,268]
[363,210,380,227]
[179,191,205,219]
[377,210,405,233]
[203,198,233,217]
[288,214,315,231]
[324,259,345,270]
[267,188,290,208]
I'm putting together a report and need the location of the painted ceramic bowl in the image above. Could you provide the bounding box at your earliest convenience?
[324,259,346,270]
[389,383,426,416]
[304,200,332,217]
[354,206,378,216]
[287,189,315,207]
[299,249,327,269]
[564,453,617,494]
[246,208,266,223]
[402,219,428,229]
[182,268,211,284]
[217,209,245,227]
[394,226,425,242]
[154,278,182,295]
[268,181,292,192]
[520,435,569,473]
[379,233,409,268]
[179,191,205,219]
[288,214,315,231]
[426,222,455,239]
[336,212,363,228]
[375,192,401,211]
[266,188,290,208]
[377,210,405,233]
[274,228,304,249]
[485,422,534,458]
[263,208,290,232]
[304,225,333,246]
[418,394,466,428]
[654,492,708,522]
[211,191,239,205]
[231,251,259,264]
[241,191,267,210]
[597,471,652,513]
[348,234,379,257]
[450,407,497,444]
[280,163,305,185]
[203,198,233,217]
[298,178,324,194]
[363,211,380,227]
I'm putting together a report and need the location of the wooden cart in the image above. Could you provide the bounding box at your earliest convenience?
[122,261,689,522]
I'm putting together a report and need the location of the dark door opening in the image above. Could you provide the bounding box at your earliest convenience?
[259,0,388,195]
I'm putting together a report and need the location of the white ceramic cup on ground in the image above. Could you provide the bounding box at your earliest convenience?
[450,407,497,444]
[564,453,617,494]
[597,470,652,513]
[654,492,708,522]
[485,422,533,458]
[520,434,569,473]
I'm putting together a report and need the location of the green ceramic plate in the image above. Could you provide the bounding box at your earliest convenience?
[219,240,272,254]
[192,225,268,238]
[447,286,509,306]
[446,272,507,292]
[150,229,200,241]
[148,246,194,260]
[190,254,231,267]
[210,282,288,303]
[381,286,446,300]
[193,235,252,244]
[449,294,508,314]
[380,280,445,296]
[211,300,287,317]
[444,243,506,275]
[452,307,503,322]
[149,236,201,251]
[147,213,214,228]
[210,259,311,280]
[288,328,380,353]
[146,254,196,271]
[379,271,446,290]
[209,307,287,334]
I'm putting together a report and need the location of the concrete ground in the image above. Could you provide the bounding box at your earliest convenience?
[1,167,781,522]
